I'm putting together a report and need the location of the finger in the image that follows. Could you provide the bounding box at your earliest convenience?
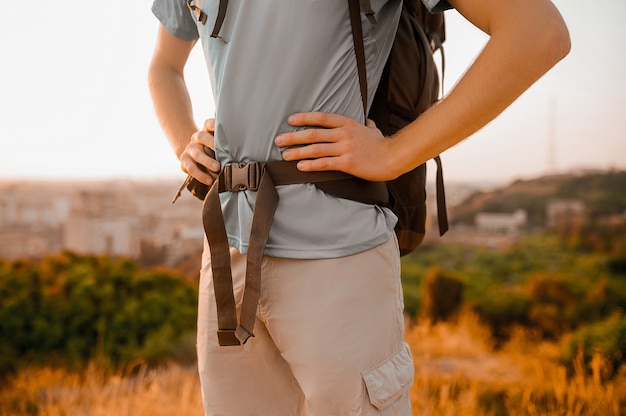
[295,157,338,173]
[281,142,342,162]
[366,118,377,128]
[181,154,219,185]
[287,112,355,129]
[192,130,216,148]
[192,146,221,173]
[203,118,215,132]
[184,143,220,171]
[276,127,344,148]
[186,164,217,186]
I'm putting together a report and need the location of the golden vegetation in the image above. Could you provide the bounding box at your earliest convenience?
[408,312,624,415]
[2,313,623,416]
[0,362,203,416]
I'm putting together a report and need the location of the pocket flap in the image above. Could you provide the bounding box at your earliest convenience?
[361,342,414,409]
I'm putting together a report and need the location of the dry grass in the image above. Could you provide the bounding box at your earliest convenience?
[407,312,625,415]
[0,362,203,416]
[1,314,624,416]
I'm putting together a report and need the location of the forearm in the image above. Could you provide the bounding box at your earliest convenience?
[387,0,571,178]
[148,62,198,159]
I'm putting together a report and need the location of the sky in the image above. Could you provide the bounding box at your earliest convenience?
[0,0,624,185]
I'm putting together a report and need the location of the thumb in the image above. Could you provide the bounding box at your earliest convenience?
[204,118,216,133]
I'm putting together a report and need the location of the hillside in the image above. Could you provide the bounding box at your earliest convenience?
[450,170,626,227]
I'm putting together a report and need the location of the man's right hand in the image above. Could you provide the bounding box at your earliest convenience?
[180,118,221,186]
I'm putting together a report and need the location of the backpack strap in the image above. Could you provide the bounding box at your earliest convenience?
[202,161,388,346]
[348,0,369,122]
[186,0,207,25]
[349,0,449,238]
[203,164,279,345]
[187,0,229,42]
[434,155,449,235]
[210,0,229,42]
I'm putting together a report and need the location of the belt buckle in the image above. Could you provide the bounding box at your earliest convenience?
[225,162,261,191]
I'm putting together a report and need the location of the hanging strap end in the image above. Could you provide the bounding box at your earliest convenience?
[235,325,255,345]
[217,330,241,346]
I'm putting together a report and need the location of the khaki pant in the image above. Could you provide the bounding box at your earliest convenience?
[197,237,413,416]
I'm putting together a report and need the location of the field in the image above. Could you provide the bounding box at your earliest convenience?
[2,313,623,416]
[2,179,626,416]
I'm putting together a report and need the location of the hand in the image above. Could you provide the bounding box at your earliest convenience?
[275,112,401,182]
[180,118,221,185]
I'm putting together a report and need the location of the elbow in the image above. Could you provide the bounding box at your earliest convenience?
[147,59,175,96]
[550,19,571,64]
[147,61,161,94]
[539,13,571,69]
[147,56,159,90]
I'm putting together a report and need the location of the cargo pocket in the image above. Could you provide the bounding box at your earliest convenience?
[362,342,414,410]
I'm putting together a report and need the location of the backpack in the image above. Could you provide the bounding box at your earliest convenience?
[348,0,449,255]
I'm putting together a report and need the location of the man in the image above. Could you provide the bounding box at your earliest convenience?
[148,0,570,414]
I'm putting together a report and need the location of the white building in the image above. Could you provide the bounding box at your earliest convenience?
[475,209,528,234]
[546,199,586,228]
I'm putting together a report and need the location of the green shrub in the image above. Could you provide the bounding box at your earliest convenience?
[607,255,626,275]
[420,267,463,322]
[526,273,577,338]
[470,286,531,340]
[562,312,626,373]
[0,252,198,373]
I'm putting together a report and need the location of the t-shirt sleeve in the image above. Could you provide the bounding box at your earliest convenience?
[421,0,453,13]
[152,0,199,41]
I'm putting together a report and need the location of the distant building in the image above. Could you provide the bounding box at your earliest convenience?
[62,190,139,258]
[475,209,527,234]
[0,230,52,259]
[0,180,219,264]
[0,186,69,259]
[64,216,139,258]
[546,199,586,228]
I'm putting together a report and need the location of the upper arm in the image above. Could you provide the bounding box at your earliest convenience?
[150,24,197,75]
[448,0,570,64]
[149,0,199,74]
[449,0,569,40]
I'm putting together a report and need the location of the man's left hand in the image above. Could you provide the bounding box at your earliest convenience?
[274,112,400,182]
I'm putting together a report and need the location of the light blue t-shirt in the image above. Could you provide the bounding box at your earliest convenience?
[152,0,450,259]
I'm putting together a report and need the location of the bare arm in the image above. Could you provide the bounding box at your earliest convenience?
[148,24,220,184]
[390,0,572,175]
[276,0,571,181]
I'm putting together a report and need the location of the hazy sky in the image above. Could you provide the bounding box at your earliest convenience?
[0,0,624,184]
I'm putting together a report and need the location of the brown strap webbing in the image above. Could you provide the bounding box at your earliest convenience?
[348,0,369,123]
[203,167,279,346]
[210,0,229,42]
[434,156,449,236]
[234,170,278,344]
[186,0,208,25]
[202,172,239,346]
[203,161,388,346]
[215,161,388,205]
[203,168,274,346]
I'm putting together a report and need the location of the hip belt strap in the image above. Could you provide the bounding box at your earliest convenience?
[202,160,388,346]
